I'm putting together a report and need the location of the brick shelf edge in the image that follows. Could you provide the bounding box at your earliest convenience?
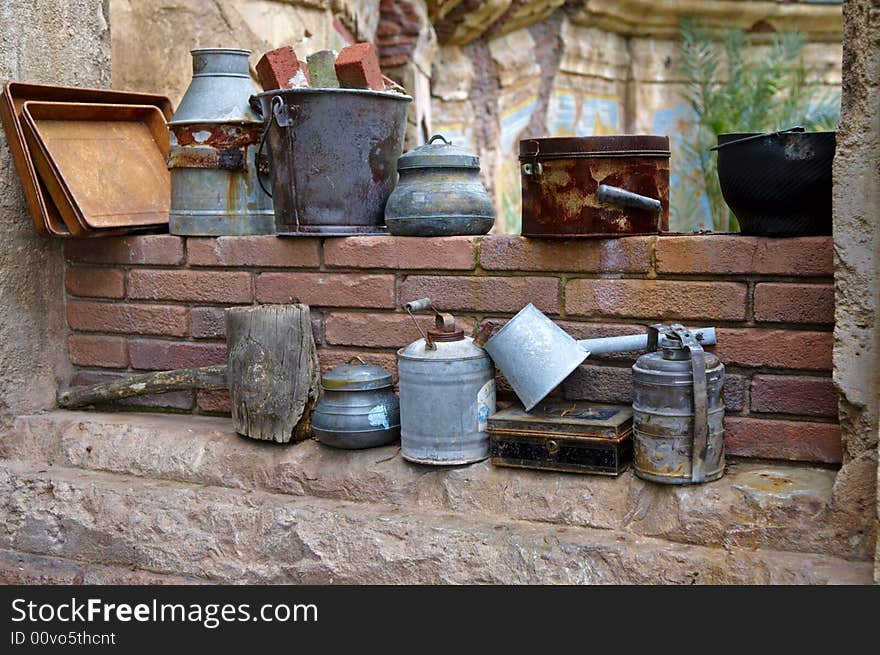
[62,233,838,464]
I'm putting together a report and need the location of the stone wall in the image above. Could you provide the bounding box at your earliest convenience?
[831,0,880,583]
[0,2,111,432]
[61,233,843,466]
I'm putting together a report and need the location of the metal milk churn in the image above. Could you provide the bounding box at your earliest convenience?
[397,298,496,465]
[632,324,725,484]
[167,48,274,236]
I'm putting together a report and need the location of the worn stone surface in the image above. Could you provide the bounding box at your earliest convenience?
[3,412,874,562]
[0,459,869,584]
[0,0,110,436]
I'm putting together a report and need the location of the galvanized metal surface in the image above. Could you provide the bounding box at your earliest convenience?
[632,325,725,485]
[21,102,170,233]
[385,135,494,236]
[169,49,261,125]
[168,49,273,236]
[256,88,411,236]
[397,302,495,465]
[483,304,717,411]
[0,81,173,237]
[519,135,670,238]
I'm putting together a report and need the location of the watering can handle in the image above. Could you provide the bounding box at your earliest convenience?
[577,327,716,355]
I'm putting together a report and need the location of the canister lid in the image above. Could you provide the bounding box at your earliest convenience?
[321,356,393,391]
[397,134,480,170]
[518,135,671,160]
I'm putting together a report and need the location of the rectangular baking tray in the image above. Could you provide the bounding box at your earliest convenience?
[22,101,171,233]
[0,82,173,236]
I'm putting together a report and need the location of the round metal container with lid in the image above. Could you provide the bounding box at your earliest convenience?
[312,356,400,450]
[632,328,725,485]
[385,134,494,236]
[397,302,495,465]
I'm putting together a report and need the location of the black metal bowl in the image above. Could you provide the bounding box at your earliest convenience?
[716,131,835,237]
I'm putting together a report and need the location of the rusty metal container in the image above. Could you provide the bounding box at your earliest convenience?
[519,135,670,238]
[256,88,411,236]
[385,134,494,236]
[397,299,495,465]
[632,325,725,485]
[168,48,274,236]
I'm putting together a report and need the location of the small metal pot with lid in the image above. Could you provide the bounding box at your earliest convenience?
[385,134,495,236]
[312,356,400,449]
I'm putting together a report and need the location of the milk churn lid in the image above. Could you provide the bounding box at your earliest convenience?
[397,134,480,170]
[321,356,393,391]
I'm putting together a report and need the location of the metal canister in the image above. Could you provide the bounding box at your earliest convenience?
[397,299,495,465]
[384,134,494,236]
[632,324,725,484]
[519,135,670,237]
[167,48,274,236]
[312,357,400,449]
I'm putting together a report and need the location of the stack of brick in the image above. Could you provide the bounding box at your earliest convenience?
[377,0,424,68]
[63,233,839,466]
[258,43,393,92]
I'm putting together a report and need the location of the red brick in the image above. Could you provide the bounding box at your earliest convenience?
[325,236,476,270]
[256,272,395,308]
[400,275,559,314]
[654,235,832,277]
[317,348,399,382]
[722,374,746,413]
[562,364,633,404]
[335,42,384,90]
[128,270,252,303]
[256,45,309,90]
[754,283,834,324]
[69,371,193,410]
[750,375,838,417]
[129,339,227,371]
[376,20,402,36]
[724,416,842,463]
[479,235,651,273]
[190,307,227,339]
[187,236,320,268]
[68,335,128,368]
[325,312,475,348]
[65,235,183,265]
[65,267,125,298]
[711,328,832,370]
[67,301,188,336]
[565,279,747,321]
[197,389,231,414]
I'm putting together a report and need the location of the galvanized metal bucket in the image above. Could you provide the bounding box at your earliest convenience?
[168,48,274,236]
[255,88,412,236]
[483,304,717,411]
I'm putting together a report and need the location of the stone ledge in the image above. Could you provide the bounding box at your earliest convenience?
[3,411,873,561]
[0,460,870,584]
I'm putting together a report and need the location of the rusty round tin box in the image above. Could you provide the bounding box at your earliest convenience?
[519,135,670,238]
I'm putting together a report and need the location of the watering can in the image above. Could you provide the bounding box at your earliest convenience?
[479,304,717,411]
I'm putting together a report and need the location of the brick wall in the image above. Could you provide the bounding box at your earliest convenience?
[62,234,839,464]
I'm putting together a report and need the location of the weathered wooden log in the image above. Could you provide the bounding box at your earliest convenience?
[57,365,228,408]
[225,304,320,443]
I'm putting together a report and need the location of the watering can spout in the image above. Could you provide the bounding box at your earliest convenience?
[577,327,717,356]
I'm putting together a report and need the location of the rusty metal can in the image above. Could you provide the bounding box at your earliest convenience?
[631,326,725,485]
[168,48,274,236]
[519,135,670,238]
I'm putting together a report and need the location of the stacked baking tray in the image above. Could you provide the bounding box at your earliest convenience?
[1,82,174,237]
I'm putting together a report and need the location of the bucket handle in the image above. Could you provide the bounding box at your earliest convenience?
[256,96,300,198]
[709,125,804,151]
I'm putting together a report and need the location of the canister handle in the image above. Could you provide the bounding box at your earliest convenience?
[596,184,661,213]
[674,327,709,484]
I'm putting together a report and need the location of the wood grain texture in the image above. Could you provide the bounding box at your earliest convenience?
[225,304,319,443]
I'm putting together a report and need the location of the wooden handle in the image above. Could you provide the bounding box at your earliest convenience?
[57,365,228,408]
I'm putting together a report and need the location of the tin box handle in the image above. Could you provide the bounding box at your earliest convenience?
[596,184,661,213]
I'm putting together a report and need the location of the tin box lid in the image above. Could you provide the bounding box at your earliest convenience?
[487,401,633,439]
[322,356,393,391]
[519,135,670,160]
[398,134,480,170]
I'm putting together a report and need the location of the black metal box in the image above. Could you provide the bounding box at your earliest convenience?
[488,401,632,476]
